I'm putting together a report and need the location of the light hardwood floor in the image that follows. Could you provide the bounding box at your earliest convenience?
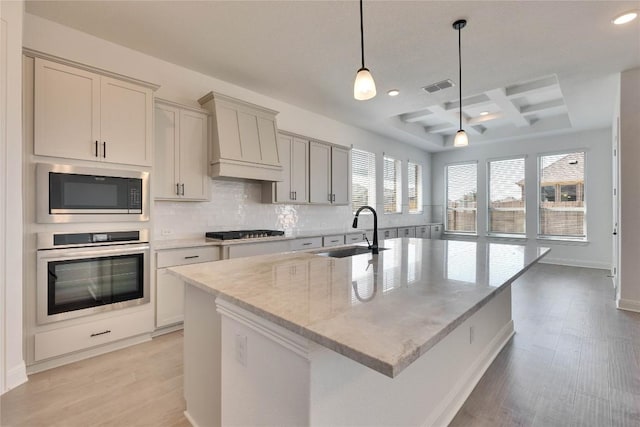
[2,264,639,426]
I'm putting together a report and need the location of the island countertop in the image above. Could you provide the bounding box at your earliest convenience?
[169,238,549,377]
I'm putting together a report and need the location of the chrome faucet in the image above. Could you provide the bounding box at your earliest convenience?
[352,205,379,254]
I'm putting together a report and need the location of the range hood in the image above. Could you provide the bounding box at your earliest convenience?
[198,91,283,182]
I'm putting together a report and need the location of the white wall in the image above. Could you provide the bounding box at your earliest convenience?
[1,0,27,394]
[618,67,640,311]
[431,129,612,269]
[23,13,433,241]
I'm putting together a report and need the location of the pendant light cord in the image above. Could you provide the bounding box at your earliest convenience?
[360,0,365,69]
[458,24,462,131]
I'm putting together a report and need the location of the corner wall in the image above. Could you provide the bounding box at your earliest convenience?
[430,129,612,269]
[1,0,27,394]
[618,67,640,311]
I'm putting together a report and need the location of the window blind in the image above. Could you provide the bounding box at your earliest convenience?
[383,156,401,213]
[488,157,525,234]
[408,162,423,213]
[538,151,585,238]
[445,163,477,233]
[351,149,376,213]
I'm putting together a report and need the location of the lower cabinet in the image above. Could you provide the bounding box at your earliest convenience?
[155,246,220,329]
[398,227,416,238]
[430,224,443,239]
[416,225,430,239]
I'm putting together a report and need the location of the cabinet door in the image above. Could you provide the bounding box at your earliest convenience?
[257,116,280,166]
[430,224,443,240]
[331,146,350,205]
[416,226,430,239]
[237,111,262,163]
[309,141,331,204]
[100,76,152,166]
[179,109,209,200]
[156,269,185,328]
[275,134,293,203]
[34,58,100,161]
[290,137,309,203]
[154,103,180,199]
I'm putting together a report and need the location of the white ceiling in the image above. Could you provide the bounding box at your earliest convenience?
[25,1,640,152]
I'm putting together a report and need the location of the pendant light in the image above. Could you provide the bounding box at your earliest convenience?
[354,0,376,100]
[453,19,468,147]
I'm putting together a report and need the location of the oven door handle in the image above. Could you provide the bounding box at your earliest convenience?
[38,244,150,260]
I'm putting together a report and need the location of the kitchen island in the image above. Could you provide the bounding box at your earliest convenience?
[169,238,549,427]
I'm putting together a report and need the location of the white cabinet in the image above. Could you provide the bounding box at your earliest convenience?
[430,224,443,240]
[155,246,220,329]
[345,232,365,244]
[198,91,282,181]
[309,141,350,205]
[379,228,398,240]
[290,237,323,251]
[34,58,153,166]
[264,133,309,203]
[155,100,209,201]
[416,225,430,239]
[398,227,416,238]
[323,235,345,247]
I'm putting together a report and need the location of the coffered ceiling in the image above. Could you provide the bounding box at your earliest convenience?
[25,1,640,152]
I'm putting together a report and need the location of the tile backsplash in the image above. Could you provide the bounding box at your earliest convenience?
[153,180,438,240]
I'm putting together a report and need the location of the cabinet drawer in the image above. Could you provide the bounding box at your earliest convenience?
[34,309,152,361]
[323,235,345,247]
[156,246,220,268]
[345,233,365,244]
[380,228,398,239]
[290,237,323,251]
[398,227,416,238]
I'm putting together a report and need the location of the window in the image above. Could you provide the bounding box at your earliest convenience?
[445,163,477,233]
[383,156,401,213]
[538,151,586,239]
[351,149,376,213]
[408,162,423,213]
[488,157,525,235]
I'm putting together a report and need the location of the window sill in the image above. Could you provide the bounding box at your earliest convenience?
[486,233,527,240]
[408,211,424,215]
[536,237,589,245]
[443,232,478,240]
[383,212,403,215]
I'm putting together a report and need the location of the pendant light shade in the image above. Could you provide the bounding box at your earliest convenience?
[354,67,376,100]
[453,19,468,147]
[354,0,376,100]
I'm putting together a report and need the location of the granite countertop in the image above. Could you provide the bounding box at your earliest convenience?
[153,224,444,250]
[169,238,549,377]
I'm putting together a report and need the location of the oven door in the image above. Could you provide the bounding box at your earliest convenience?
[37,243,150,324]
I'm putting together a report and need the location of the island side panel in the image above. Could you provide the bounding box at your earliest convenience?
[308,286,514,426]
[183,285,221,427]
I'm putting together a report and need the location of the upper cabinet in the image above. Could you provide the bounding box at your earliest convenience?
[154,100,209,201]
[309,141,350,205]
[33,57,154,166]
[263,132,309,203]
[198,91,282,181]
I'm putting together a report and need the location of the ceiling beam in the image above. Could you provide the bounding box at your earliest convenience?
[505,75,559,97]
[429,105,483,135]
[399,109,433,123]
[467,112,503,125]
[485,88,531,127]
[520,98,566,114]
[424,123,456,133]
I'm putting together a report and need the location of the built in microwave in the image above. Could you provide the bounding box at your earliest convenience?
[37,164,149,223]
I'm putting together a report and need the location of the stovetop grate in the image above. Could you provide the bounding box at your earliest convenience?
[205,230,285,240]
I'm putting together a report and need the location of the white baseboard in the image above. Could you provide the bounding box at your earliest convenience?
[427,320,515,427]
[151,323,183,338]
[3,361,28,394]
[183,410,199,427]
[617,298,640,313]
[540,257,610,270]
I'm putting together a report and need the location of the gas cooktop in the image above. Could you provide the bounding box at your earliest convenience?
[205,230,285,240]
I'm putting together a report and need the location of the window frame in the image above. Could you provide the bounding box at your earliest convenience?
[350,148,377,214]
[407,161,423,214]
[444,161,478,235]
[486,155,527,238]
[536,149,588,241]
[383,155,402,214]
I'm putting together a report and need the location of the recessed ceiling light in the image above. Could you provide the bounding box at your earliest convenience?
[479,111,489,116]
[387,89,400,97]
[612,11,638,25]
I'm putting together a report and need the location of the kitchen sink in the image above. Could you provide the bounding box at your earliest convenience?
[315,246,388,258]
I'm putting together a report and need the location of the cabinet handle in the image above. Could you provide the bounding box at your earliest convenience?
[181,183,185,196]
[176,183,180,196]
[95,140,99,157]
[90,330,111,338]
[184,255,200,259]
[103,141,106,158]
[328,194,332,202]
[332,194,336,202]
[290,191,294,200]
[330,240,339,243]
[302,242,312,246]
[294,191,297,200]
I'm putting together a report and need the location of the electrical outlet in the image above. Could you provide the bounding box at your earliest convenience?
[235,334,247,367]
[161,229,173,236]
[469,326,475,344]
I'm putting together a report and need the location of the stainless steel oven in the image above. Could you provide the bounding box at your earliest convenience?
[36,230,150,324]
[37,163,149,223]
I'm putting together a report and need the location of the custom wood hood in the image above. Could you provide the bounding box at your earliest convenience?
[198,91,283,182]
